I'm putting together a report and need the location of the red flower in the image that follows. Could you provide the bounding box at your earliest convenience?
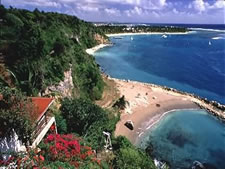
[86,150,93,156]
[46,134,54,142]
[50,125,55,131]
[39,155,44,161]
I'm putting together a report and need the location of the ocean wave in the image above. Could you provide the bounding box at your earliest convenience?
[188,28,225,33]
[211,37,225,40]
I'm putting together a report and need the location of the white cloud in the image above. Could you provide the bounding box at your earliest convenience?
[173,8,179,14]
[210,0,225,9]
[3,0,224,24]
[190,0,225,13]
[192,0,208,12]
[4,0,62,8]
[77,5,99,12]
[105,8,121,16]
[125,6,146,17]
[159,0,166,6]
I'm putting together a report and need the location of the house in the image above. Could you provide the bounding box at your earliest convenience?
[0,97,57,160]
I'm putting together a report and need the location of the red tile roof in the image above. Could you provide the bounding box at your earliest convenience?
[31,97,54,122]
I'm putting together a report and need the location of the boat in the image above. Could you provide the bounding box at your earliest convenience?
[162,34,167,38]
[209,41,212,45]
[131,37,133,41]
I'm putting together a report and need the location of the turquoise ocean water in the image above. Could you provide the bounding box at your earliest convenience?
[137,110,225,169]
[94,28,225,168]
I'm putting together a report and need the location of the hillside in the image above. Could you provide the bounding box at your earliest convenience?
[0,5,107,100]
[0,6,161,169]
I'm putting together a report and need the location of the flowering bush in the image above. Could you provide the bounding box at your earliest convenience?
[0,134,104,168]
[41,134,101,168]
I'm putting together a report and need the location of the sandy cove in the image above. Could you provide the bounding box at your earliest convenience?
[111,78,225,145]
[86,44,112,55]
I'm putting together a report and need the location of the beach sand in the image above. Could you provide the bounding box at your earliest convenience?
[86,44,112,55]
[113,78,200,144]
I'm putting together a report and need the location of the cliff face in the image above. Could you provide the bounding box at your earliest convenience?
[94,34,109,44]
[43,68,74,97]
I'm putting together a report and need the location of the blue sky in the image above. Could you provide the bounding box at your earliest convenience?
[2,0,225,24]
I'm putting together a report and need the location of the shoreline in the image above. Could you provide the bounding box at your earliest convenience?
[136,108,202,143]
[86,38,225,145]
[86,31,190,55]
[106,31,189,37]
[86,43,112,55]
[112,78,201,144]
[111,78,225,144]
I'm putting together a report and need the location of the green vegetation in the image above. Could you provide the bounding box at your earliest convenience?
[0,5,105,99]
[98,25,188,34]
[113,95,128,110]
[0,87,35,145]
[112,136,156,169]
[60,98,119,150]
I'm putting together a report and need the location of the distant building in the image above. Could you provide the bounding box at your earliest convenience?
[0,97,57,160]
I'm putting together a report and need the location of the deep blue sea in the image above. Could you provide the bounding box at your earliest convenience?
[94,25,225,169]
[95,28,225,104]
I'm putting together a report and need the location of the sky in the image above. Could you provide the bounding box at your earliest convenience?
[2,0,225,24]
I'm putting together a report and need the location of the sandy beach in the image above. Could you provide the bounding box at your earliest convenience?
[112,78,201,144]
[86,44,112,55]
[106,32,189,37]
[110,78,225,145]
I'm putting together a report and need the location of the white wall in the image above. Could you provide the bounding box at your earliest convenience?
[0,132,26,160]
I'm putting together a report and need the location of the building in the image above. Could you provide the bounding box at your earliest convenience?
[0,97,56,160]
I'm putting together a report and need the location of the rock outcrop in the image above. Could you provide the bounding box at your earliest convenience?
[94,34,109,44]
[43,67,74,97]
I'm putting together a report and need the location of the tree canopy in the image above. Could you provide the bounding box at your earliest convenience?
[0,5,104,99]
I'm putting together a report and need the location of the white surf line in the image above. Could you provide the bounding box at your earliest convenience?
[146,108,200,130]
[138,132,144,137]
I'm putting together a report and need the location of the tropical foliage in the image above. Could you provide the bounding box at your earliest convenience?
[0,87,36,144]
[60,98,119,150]
[113,95,128,110]
[0,5,104,99]
[98,25,188,34]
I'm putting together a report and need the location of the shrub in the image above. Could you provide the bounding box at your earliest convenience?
[113,95,128,110]
[0,87,37,144]
[60,98,108,135]
[52,110,67,134]
[112,136,156,169]
[44,161,75,169]
[39,134,103,168]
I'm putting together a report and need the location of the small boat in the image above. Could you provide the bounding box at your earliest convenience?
[209,41,212,45]
[131,37,133,41]
[162,34,167,38]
